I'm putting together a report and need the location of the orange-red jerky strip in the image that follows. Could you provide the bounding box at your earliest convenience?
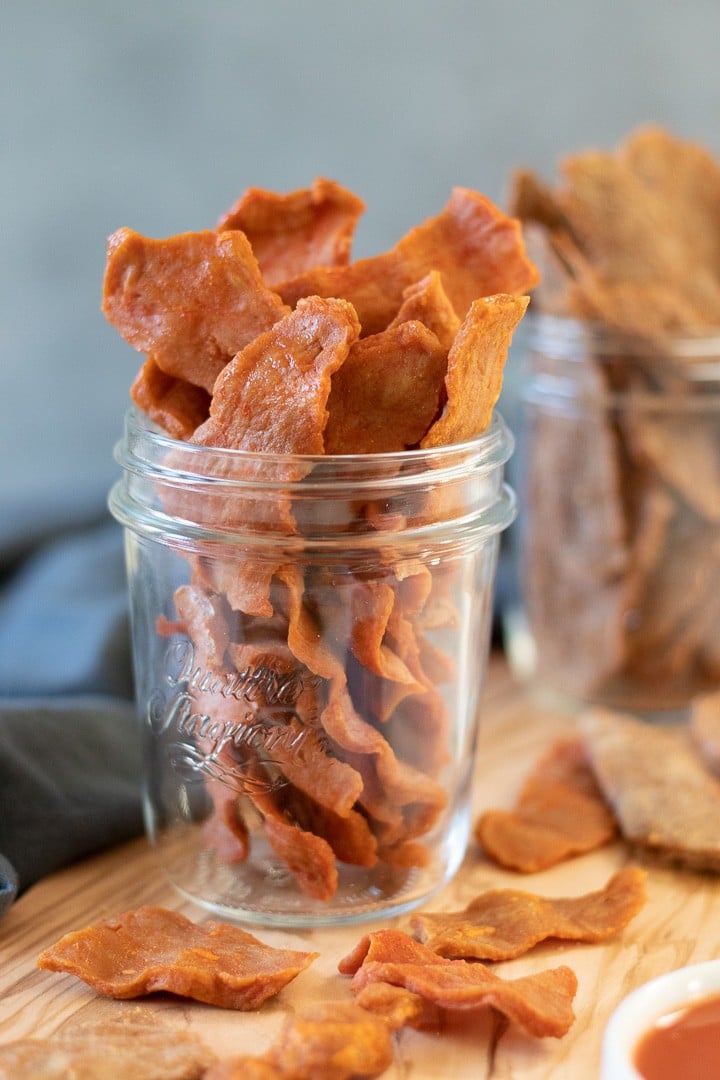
[192,295,360,454]
[202,778,250,865]
[410,866,647,960]
[387,270,461,351]
[37,906,318,1009]
[0,1020,216,1080]
[691,687,720,777]
[217,177,366,286]
[475,737,617,872]
[225,640,364,818]
[353,981,432,1031]
[278,187,539,335]
[339,929,577,1039]
[245,763,378,900]
[258,812,339,902]
[204,1002,393,1080]
[421,294,529,446]
[279,567,447,834]
[189,297,361,616]
[130,356,210,440]
[348,580,423,688]
[324,320,448,453]
[170,583,229,671]
[321,690,447,835]
[102,228,290,393]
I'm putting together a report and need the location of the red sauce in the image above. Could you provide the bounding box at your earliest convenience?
[634,992,720,1079]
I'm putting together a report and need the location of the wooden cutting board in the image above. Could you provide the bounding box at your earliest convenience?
[1,655,719,1078]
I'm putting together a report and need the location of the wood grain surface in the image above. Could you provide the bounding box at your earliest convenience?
[1,656,719,1078]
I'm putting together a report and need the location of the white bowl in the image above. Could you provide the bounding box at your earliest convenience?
[601,959,720,1079]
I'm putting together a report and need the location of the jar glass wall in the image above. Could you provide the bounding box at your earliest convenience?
[110,407,515,926]
[509,315,720,715]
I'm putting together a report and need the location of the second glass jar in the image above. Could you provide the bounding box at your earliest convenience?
[511,315,720,715]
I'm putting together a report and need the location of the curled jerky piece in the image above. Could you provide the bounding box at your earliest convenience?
[510,127,720,336]
[279,566,447,835]
[170,612,374,897]
[225,640,364,818]
[341,587,431,730]
[560,147,720,327]
[339,926,427,974]
[170,583,230,671]
[266,1002,393,1080]
[321,689,447,835]
[621,126,720,282]
[204,1002,393,1080]
[348,580,423,688]
[131,357,210,440]
[217,177,365,285]
[192,296,360,454]
[197,556,288,621]
[256,809,339,901]
[102,228,289,392]
[37,906,318,1009]
[387,270,462,350]
[421,294,529,447]
[617,486,718,696]
[625,410,720,523]
[581,707,720,872]
[410,866,647,960]
[0,1021,215,1080]
[509,168,573,236]
[475,737,617,872]
[189,297,361,616]
[245,769,378,900]
[691,688,720,776]
[383,686,450,779]
[324,321,448,453]
[340,929,577,1038]
[255,715,364,821]
[202,779,251,865]
[278,187,539,334]
[353,981,432,1031]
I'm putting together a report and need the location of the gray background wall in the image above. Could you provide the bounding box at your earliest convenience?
[3,0,720,536]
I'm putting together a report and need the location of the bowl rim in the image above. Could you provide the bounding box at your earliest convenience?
[601,959,720,1080]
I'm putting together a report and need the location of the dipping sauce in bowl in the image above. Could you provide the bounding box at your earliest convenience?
[633,992,720,1079]
[602,960,720,1080]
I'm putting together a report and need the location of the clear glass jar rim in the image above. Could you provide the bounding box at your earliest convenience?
[109,407,517,550]
[116,406,515,491]
[526,312,720,366]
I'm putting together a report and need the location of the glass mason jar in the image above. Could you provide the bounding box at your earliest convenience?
[510,314,720,715]
[109,406,516,927]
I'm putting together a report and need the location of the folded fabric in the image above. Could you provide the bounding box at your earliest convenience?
[0,518,133,699]
[0,856,18,919]
[0,485,111,573]
[0,697,143,897]
[0,517,142,914]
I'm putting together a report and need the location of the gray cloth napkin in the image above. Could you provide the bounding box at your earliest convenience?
[0,517,143,914]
